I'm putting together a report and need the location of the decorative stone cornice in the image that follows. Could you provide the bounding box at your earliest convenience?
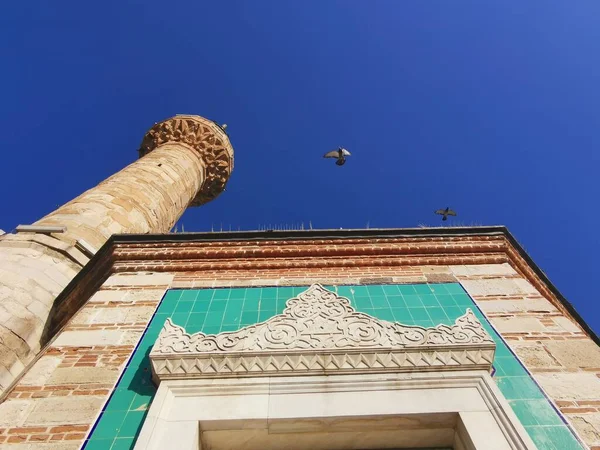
[138,115,234,206]
[150,284,495,381]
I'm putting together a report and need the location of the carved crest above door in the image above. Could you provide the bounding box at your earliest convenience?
[150,284,496,382]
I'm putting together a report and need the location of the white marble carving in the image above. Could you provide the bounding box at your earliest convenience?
[150,284,496,380]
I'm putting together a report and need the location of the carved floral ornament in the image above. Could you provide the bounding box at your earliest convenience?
[150,284,496,381]
[138,115,234,206]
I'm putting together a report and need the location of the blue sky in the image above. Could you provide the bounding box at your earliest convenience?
[1,2,599,331]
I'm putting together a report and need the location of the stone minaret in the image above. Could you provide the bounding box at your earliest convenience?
[0,115,234,392]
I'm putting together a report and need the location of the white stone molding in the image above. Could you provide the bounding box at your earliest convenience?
[134,371,537,450]
[150,284,495,381]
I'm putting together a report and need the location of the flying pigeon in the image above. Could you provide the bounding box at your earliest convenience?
[435,207,457,221]
[324,147,351,166]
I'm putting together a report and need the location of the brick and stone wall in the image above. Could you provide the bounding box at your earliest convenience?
[0,232,598,449]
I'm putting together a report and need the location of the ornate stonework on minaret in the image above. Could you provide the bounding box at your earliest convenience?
[0,115,233,393]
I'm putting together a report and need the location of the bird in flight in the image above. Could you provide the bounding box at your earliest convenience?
[323,147,351,166]
[435,207,457,221]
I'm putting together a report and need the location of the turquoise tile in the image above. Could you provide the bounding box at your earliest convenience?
[213,289,230,300]
[430,284,449,294]
[162,290,182,302]
[129,393,153,412]
[386,295,406,308]
[228,288,247,299]
[111,438,135,450]
[202,326,220,335]
[220,324,240,332]
[496,376,545,400]
[543,425,584,449]
[118,411,146,438]
[258,309,277,321]
[382,285,399,295]
[353,285,369,295]
[527,425,584,450]
[445,284,466,294]
[413,284,433,294]
[244,289,261,300]
[276,287,295,299]
[223,308,240,324]
[495,356,526,376]
[403,295,423,308]
[92,411,126,439]
[371,296,389,309]
[494,343,514,358]
[428,307,449,323]
[186,313,207,333]
[452,294,475,306]
[419,294,439,307]
[397,285,416,295]
[409,308,430,321]
[203,312,223,328]
[174,301,193,313]
[197,290,214,301]
[179,290,198,302]
[373,309,394,321]
[103,390,135,412]
[170,313,189,327]
[244,297,260,310]
[336,286,355,298]
[84,439,114,449]
[191,301,210,313]
[367,285,385,295]
[391,307,411,322]
[227,298,244,310]
[527,400,565,426]
[445,306,466,320]
[261,288,277,299]
[509,399,539,426]
[241,310,259,325]
[156,300,176,314]
[436,294,457,307]
[209,300,227,312]
[354,297,372,309]
[361,308,376,317]
[260,298,277,310]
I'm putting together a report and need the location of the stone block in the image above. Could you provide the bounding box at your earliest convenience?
[102,273,174,287]
[545,340,600,369]
[552,316,582,332]
[48,367,119,385]
[88,288,167,303]
[477,298,557,314]
[512,278,540,295]
[450,264,517,277]
[24,396,104,425]
[490,317,546,333]
[26,301,50,322]
[534,372,600,400]
[52,329,142,347]
[510,344,558,369]
[24,443,82,450]
[20,356,62,386]
[0,399,33,426]
[461,279,529,297]
[0,364,14,391]
[568,413,600,447]
[71,306,154,325]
